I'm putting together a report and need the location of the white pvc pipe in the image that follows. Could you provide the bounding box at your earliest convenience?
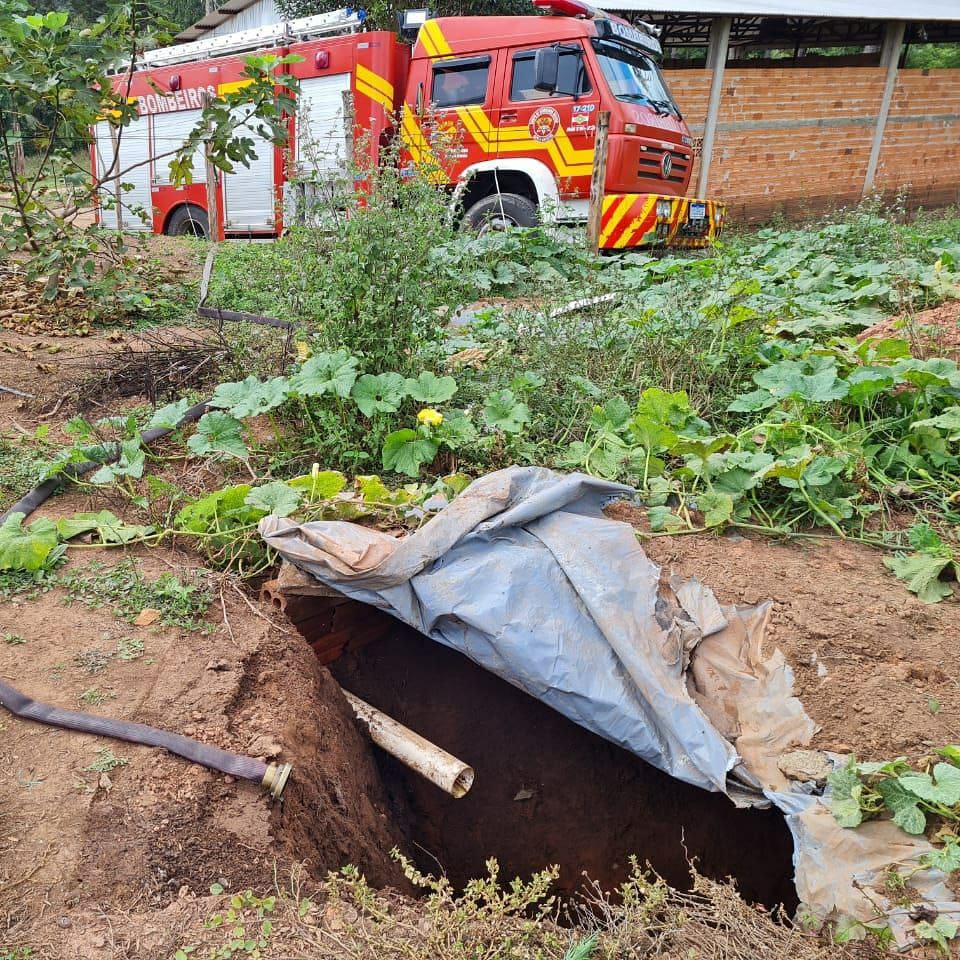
[343,690,474,799]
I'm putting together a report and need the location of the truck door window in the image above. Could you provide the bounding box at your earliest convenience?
[511,47,591,102]
[431,57,490,108]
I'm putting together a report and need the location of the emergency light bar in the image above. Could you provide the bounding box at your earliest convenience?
[138,7,366,68]
[531,0,661,52]
[532,0,597,17]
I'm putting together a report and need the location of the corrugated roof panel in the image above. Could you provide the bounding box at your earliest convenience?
[599,0,960,20]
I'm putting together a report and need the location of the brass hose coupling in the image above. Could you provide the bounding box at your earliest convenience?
[261,762,292,800]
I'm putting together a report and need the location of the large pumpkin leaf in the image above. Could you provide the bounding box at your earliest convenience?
[0,512,60,571]
[382,429,439,478]
[289,351,359,399]
[187,412,249,460]
[352,373,407,417]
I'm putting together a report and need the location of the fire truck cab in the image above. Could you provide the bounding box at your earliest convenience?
[94,3,722,249]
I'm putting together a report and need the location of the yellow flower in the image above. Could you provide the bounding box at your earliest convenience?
[295,341,311,362]
[417,408,444,427]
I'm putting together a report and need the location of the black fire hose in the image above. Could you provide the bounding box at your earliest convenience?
[0,678,291,799]
[0,399,212,525]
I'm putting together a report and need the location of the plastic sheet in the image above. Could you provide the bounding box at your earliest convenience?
[260,466,810,796]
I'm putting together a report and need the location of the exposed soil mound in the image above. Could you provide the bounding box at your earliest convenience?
[858,297,960,359]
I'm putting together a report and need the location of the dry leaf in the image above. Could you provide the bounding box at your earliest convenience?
[134,608,161,626]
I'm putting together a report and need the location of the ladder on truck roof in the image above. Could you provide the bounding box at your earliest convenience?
[137,7,366,68]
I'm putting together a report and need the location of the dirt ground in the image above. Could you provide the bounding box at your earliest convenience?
[0,546,406,958]
[638,522,960,759]
[2,292,959,957]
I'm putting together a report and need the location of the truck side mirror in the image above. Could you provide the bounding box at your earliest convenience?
[533,47,559,93]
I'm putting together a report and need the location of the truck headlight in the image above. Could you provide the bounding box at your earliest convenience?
[656,199,672,219]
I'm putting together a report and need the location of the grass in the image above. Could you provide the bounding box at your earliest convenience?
[85,748,127,773]
[172,857,850,960]
[60,558,214,632]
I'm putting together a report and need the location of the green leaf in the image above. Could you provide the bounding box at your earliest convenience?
[56,510,153,545]
[175,485,260,534]
[404,371,457,404]
[884,552,954,603]
[351,373,407,416]
[898,763,960,806]
[483,389,530,434]
[287,471,348,500]
[289,351,359,399]
[209,376,290,419]
[382,429,439,478]
[244,482,302,518]
[0,513,60,572]
[828,759,865,828]
[938,745,960,768]
[436,410,477,448]
[90,438,145,484]
[920,835,960,874]
[915,916,958,952]
[647,506,684,532]
[699,491,734,528]
[629,415,676,455]
[876,778,927,834]
[147,398,190,430]
[728,388,778,413]
[600,396,632,430]
[187,413,249,460]
[635,388,698,429]
[913,406,960,442]
[563,934,598,960]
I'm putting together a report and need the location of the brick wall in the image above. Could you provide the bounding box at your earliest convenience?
[661,66,960,221]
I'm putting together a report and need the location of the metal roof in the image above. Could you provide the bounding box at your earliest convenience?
[599,0,960,20]
[175,0,262,41]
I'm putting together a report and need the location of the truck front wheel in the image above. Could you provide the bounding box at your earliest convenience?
[165,204,209,238]
[462,193,538,233]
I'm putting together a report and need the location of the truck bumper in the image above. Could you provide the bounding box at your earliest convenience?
[598,194,724,250]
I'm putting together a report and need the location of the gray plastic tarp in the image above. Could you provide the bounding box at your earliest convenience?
[260,466,813,796]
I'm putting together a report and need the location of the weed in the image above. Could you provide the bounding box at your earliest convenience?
[61,559,213,632]
[3,633,26,645]
[73,649,113,675]
[85,748,128,773]
[116,637,144,661]
[78,687,114,706]
[0,567,59,601]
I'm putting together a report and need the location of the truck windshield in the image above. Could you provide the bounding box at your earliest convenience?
[591,39,680,117]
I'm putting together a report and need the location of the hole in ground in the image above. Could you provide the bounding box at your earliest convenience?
[326,624,798,911]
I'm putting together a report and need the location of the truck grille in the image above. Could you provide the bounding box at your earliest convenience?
[637,145,690,185]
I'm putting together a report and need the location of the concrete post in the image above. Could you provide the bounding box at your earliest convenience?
[698,16,732,198]
[863,20,906,195]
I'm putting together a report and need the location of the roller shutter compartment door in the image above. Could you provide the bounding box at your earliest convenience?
[296,73,352,177]
[221,116,275,232]
[94,117,153,231]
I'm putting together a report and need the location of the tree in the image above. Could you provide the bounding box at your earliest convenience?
[0,1,300,297]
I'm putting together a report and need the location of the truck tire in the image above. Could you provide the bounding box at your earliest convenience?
[463,193,538,233]
[165,204,209,238]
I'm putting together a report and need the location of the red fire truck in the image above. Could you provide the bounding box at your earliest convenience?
[94,3,723,249]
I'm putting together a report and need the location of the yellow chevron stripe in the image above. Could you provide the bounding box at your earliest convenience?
[217,79,253,95]
[356,64,393,100]
[457,106,593,177]
[599,196,634,247]
[420,19,453,58]
[615,196,657,249]
[356,79,393,113]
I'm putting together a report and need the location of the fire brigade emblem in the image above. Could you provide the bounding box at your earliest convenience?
[529,106,561,143]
